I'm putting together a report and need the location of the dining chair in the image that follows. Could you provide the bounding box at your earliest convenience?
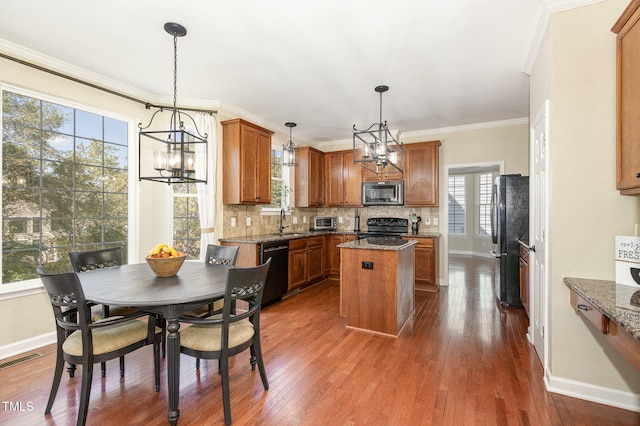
[37,266,161,426]
[179,258,271,426]
[68,247,166,378]
[183,244,240,319]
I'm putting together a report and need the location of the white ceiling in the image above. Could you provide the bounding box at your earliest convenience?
[0,0,561,144]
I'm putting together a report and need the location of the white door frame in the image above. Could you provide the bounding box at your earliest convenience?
[443,161,505,286]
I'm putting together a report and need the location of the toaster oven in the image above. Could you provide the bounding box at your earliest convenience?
[311,216,337,231]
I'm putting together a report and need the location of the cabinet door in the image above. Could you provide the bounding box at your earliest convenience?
[255,130,272,203]
[343,152,363,207]
[309,149,324,206]
[288,248,307,290]
[239,124,259,203]
[295,147,324,207]
[307,243,324,282]
[362,149,404,182]
[415,245,436,288]
[327,234,344,276]
[614,3,640,194]
[325,152,345,206]
[404,142,440,206]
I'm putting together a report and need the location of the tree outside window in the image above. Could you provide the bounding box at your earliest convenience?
[1,90,129,283]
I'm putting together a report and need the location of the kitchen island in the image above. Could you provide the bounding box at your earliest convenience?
[338,238,417,336]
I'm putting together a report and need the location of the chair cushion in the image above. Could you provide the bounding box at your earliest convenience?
[63,319,153,356]
[90,305,139,322]
[183,299,225,318]
[180,318,255,352]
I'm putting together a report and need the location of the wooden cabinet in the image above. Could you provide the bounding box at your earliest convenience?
[519,244,530,317]
[324,150,362,207]
[362,149,404,182]
[404,141,440,206]
[221,118,273,204]
[288,236,326,290]
[402,236,438,291]
[613,1,640,194]
[294,146,324,207]
[327,233,357,277]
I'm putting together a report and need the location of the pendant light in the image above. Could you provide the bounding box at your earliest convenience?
[138,22,208,184]
[282,122,298,167]
[352,85,403,174]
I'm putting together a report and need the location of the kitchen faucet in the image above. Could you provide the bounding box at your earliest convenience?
[279,208,289,234]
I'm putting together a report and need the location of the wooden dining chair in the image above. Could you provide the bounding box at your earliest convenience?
[182,244,240,319]
[37,266,161,426]
[179,258,271,426]
[69,247,163,378]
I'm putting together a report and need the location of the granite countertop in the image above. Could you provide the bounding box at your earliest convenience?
[563,277,640,340]
[219,231,440,244]
[337,238,417,251]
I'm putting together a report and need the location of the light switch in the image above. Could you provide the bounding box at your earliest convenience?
[231,217,237,227]
[293,216,298,224]
[338,216,344,224]
[433,217,438,226]
[424,216,431,225]
[246,217,251,226]
[303,216,307,223]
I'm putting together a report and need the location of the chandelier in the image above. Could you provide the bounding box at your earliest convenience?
[352,85,403,174]
[282,122,298,167]
[138,22,208,185]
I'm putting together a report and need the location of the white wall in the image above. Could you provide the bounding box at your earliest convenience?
[531,0,640,401]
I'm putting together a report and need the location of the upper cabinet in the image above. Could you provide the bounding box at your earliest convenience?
[404,141,441,206]
[613,1,640,195]
[294,146,324,207]
[362,149,404,182]
[222,119,274,204]
[324,150,362,207]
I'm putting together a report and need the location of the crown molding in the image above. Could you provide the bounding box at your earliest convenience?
[523,0,605,74]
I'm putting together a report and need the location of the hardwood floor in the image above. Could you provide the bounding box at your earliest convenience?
[1,255,639,425]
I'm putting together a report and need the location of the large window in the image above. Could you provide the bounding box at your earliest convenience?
[1,89,129,283]
[478,173,493,236]
[172,183,200,259]
[448,175,466,234]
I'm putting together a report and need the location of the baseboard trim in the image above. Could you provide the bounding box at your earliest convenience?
[448,250,494,259]
[0,333,56,361]
[546,371,640,412]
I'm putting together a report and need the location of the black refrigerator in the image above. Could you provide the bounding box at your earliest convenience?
[490,174,529,307]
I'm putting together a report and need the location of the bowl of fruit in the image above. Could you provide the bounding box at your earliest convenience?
[145,244,186,277]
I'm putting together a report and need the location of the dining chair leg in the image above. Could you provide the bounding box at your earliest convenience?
[101,361,106,377]
[67,363,77,378]
[119,356,125,377]
[45,346,65,414]
[220,355,232,426]
[253,339,269,390]
[77,361,94,426]
[154,342,161,392]
[195,358,200,370]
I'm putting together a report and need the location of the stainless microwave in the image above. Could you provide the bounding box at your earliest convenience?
[311,216,337,231]
[362,180,404,206]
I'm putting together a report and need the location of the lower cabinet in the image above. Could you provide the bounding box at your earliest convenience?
[402,236,438,292]
[288,236,326,290]
[328,233,357,277]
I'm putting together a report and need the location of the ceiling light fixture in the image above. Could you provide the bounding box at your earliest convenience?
[138,22,208,185]
[282,122,298,167]
[352,85,403,174]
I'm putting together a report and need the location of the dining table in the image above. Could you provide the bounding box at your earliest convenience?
[78,260,229,425]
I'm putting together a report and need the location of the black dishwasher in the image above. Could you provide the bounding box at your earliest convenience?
[259,240,289,307]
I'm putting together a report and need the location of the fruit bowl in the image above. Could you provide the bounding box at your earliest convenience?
[145,254,186,277]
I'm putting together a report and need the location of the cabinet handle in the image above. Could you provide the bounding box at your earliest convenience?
[636,173,640,179]
[577,304,592,311]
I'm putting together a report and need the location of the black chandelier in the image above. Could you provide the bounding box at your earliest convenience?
[282,122,298,167]
[138,22,208,185]
[352,85,403,174]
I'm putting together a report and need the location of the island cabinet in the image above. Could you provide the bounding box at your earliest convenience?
[324,150,362,207]
[221,118,273,204]
[404,141,440,206]
[339,239,416,336]
[288,236,325,290]
[613,1,640,195]
[401,236,438,292]
[294,146,324,207]
[327,233,357,277]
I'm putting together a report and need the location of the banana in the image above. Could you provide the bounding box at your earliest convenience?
[149,243,168,256]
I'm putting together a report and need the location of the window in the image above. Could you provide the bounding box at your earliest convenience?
[266,147,287,209]
[172,183,200,259]
[448,175,466,234]
[478,173,493,236]
[1,89,129,283]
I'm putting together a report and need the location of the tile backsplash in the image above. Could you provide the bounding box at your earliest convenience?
[221,204,439,238]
